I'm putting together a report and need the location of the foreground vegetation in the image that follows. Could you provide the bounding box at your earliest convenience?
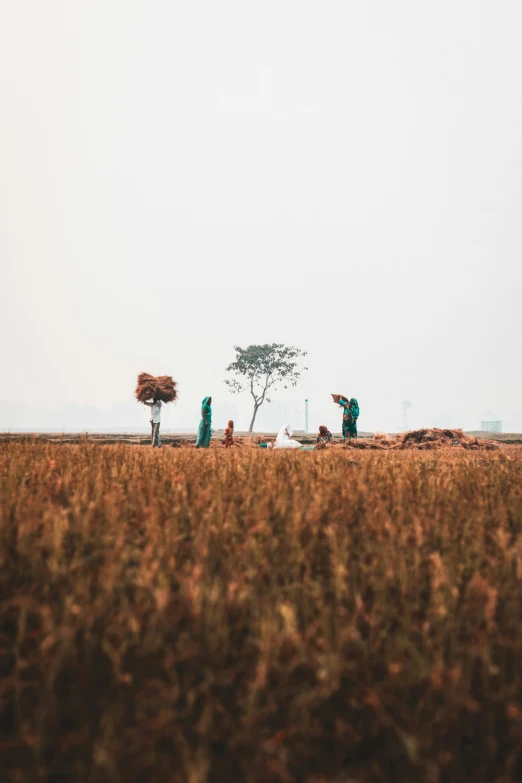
[1,442,522,782]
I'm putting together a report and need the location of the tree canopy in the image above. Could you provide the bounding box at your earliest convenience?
[225,344,307,432]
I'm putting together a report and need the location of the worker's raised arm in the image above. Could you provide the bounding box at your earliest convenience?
[143,401,152,407]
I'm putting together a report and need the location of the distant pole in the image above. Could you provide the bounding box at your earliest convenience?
[305,399,309,434]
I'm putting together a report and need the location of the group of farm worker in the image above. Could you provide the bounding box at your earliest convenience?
[315,396,359,444]
[143,394,221,448]
[143,393,359,448]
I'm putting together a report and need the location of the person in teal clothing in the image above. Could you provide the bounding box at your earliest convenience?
[196,396,212,448]
[336,395,359,440]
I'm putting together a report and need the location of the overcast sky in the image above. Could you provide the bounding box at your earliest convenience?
[1,1,521,433]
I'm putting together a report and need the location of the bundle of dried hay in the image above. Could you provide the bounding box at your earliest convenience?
[210,438,243,449]
[331,394,349,405]
[374,432,398,445]
[239,436,271,448]
[401,428,457,447]
[344,438,387,450]
[250,435,274,445]
[135,373,178,404]
[398,428,498,451]
[337,429,499,452]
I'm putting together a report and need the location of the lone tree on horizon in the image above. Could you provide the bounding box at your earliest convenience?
[225,344,307,432]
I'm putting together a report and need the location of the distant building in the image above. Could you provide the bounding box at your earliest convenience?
[481,421,502,433]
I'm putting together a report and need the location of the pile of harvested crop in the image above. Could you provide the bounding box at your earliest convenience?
[342,438,388,451]
[135,373,178,404]
[374,432,395,444]
[237,436,274,448]
[339,428,499,452]
[399,428,498,451]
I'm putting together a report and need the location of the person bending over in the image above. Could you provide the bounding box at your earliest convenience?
[317,425,333,444]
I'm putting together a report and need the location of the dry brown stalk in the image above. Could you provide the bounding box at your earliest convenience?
[1,442,521,781]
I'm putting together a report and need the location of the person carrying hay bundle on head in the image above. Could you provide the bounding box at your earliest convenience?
[224,420,234,448]
[196,397,212,448]
[317,425,333,445]
[332,394,359,441]
[136,372,178,448]
[143,390,162,447]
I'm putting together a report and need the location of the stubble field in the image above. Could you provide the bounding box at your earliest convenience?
[1,442,522,783]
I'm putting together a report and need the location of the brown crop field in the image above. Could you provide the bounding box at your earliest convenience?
[1,442,522,783]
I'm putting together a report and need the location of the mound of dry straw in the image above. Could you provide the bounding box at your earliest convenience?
[135,372,178,404]
[343,428,499,451]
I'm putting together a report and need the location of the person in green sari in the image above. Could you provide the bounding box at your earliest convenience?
[340,397,359,440]
[196,396,212,448]
[332,394,359,440]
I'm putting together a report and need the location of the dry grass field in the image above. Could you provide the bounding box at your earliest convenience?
[1,442,522,782]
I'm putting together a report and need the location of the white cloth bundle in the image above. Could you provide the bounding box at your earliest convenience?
[271,421,301,449]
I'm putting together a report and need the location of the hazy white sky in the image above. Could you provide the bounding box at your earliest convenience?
[1,0,521,432]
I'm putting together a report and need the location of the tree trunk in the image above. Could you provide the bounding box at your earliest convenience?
[249,404,260,432]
